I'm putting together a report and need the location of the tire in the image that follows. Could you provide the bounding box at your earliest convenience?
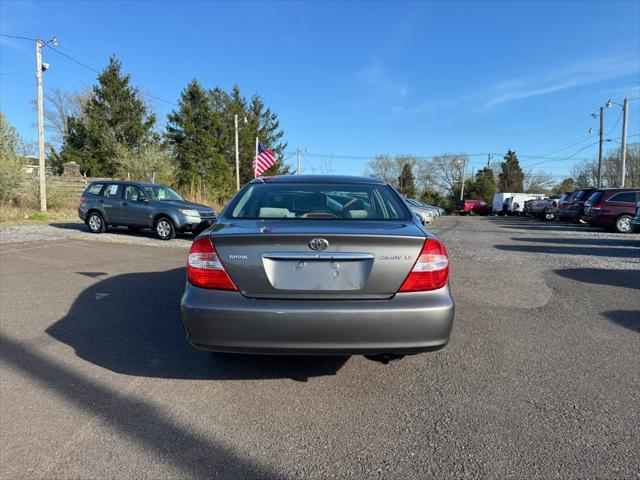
[86,211,106,234]
[615,214,633,234]
[468,208,476,216]
[154,216,176,240]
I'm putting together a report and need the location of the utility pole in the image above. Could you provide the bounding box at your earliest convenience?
[620,98,628,187]
[597,106,603,188]
[487,153,491,169]
[459,156,466,201]
[296,147,301,175]
[35,39,47,211]
[234,114,240,190]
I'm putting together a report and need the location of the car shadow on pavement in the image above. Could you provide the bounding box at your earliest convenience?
[0,334,281,479]
[46,267,348,381]
[554,268,640,333]
[512,237,640,247]
[601,311,640,333]
[554,267,640,290]
[495,244,640,259]
[486,217,601,233]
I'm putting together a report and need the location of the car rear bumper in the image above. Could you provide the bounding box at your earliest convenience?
[181,284,455,355]
[631,219,640,233]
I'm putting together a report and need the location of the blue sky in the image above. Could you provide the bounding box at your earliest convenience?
[1,0,639,180]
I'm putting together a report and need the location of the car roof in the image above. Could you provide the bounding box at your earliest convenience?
[250,175,385,185]
[90,180,168,187]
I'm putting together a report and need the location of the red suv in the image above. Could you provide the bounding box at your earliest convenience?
[455,199,492,216]
[583,188,640,233]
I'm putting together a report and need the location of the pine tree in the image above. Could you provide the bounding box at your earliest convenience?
[166,80,233,199]
[397,163,416,197]
[59,55,156,176]
[498,150,524,192]
[210,85,287,185]
[466,167,496,203]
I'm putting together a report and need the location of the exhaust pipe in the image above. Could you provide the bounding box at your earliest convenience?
[365,353,405,364]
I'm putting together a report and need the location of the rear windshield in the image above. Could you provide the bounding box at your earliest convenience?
[574,190,594,201]
[228,182,410,220]
[586,191,603,204]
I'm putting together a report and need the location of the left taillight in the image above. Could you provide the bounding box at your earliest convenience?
[398,238,449,292]
[79,195,86,205]
[187,237,237,290]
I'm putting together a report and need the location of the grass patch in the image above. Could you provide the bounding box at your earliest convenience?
[27,211,48,222]
[0,205,79,225]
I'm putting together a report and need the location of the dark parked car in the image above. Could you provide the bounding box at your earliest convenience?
[560,188,596,223]
[631,202,640,234]
[583,188,640,233]
[455,199,492,216]
[181,175,454,363]
[78,181,217,240]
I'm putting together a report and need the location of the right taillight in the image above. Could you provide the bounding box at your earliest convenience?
[187,237,237,290]
[398,238,449,292]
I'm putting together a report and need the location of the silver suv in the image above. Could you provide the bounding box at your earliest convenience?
[78,181,216,240]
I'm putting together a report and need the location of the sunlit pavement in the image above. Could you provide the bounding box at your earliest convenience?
[1,216,639,479]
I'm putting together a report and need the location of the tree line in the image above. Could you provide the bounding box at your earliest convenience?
[366,146,639,209]
[47,56,287,202]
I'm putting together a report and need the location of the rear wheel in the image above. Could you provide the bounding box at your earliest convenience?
[154,216,176,240]
[615,214,632,233]
[86,212,106,234]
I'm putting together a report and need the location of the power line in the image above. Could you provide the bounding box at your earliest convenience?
[518,114,590,151]
[44,44,99,73]
[605,108,623,136]
[0,33,36,41]
[43,44,178,107]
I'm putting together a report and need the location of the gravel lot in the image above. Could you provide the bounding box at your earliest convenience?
[1,216,638,479]
[0,221,194,248]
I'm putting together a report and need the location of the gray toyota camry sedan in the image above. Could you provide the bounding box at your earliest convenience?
[180,175,454,361]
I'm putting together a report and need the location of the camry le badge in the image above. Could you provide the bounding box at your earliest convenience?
[309,238,329,251]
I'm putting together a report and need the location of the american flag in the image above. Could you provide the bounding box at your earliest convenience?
[253,143,276,177]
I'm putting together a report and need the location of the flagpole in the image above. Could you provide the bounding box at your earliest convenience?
[254,137,258,178]
[234,114,240,191]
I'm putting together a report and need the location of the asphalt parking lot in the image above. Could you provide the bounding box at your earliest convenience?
[1,216,639,479]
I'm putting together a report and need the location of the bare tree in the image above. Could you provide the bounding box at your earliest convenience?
[307,157,335,175]
[523,170,554,193]
[432,153,468,197]
[31,86,93,147]
[365,154,427,191]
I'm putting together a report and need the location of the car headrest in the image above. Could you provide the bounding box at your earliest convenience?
[347,210,368,218]
[259,207,295,218]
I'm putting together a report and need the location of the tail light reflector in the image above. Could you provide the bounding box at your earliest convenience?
[398,238,449,292]
[187,237,237,290]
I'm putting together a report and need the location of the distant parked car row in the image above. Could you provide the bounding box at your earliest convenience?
[405,198,445,225]
[523,187,640,233]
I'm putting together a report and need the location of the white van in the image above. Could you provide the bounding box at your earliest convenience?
[492,193,514,215]
[508,193,547,215]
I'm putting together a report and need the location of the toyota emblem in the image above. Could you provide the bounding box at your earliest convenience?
[309,238,329,251]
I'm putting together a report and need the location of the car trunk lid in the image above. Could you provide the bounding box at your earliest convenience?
[210,220,427,299]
